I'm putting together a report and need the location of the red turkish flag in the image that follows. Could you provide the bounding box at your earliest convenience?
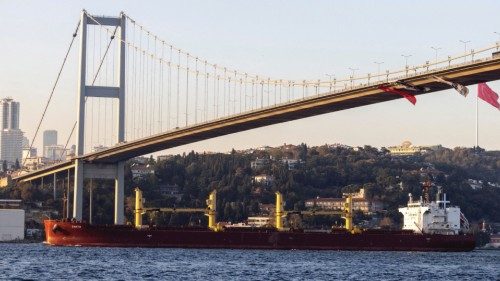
[478,83,500,109]
[378,86,416,105]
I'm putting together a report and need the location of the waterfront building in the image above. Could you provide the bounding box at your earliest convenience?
[305,188,383,214]
[159,184,183,201]
[157,155,173,162]
[486,234,500,248]
[130,164,154,179]
[387,141,441,156]
[0,208,25,241]
[281,158,301,170]
[22,156,48,171]
[0,199,21,208]
[250,157,269,170]
[258,203,275,215]
[253,174,275,186]
[387,141,424,155]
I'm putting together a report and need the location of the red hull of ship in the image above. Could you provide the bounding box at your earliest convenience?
[44,220,475,252]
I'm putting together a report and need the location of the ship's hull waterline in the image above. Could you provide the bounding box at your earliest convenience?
[44,220,475,252]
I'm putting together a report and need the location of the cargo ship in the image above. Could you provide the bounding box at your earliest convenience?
[44,187,475,251]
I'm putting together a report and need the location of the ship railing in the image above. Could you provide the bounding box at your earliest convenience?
[460,212,470,230]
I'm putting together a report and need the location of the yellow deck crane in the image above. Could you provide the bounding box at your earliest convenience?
[343,195,353,232]
[274,192,358,233]
[205,190,221,231]
[275,192,285,230]
[134,188,217,230]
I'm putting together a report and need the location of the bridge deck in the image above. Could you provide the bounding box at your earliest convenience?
[14,55,500,182]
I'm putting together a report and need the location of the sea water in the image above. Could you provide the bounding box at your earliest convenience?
[0,243,498,280]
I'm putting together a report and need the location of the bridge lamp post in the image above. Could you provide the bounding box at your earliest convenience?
[459,40,470,62]
[401,54,412,76]
[348,68,358,87]
[430,46,441,66]
[373,61,384,81]
[325,74,335,92]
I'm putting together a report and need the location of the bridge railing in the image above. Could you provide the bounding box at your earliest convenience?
[308,42,500,91]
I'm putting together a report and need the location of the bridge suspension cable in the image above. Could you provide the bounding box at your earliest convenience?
[23,20,81,166]
[52,10,500,158]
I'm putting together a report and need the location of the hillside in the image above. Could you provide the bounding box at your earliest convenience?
[3,144,499,228]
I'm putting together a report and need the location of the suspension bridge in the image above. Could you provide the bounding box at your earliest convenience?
[12,10,500,225]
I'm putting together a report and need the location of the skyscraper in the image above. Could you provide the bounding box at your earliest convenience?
[0,98,23,166]
[43,130,57,157]
[0,98,20,130]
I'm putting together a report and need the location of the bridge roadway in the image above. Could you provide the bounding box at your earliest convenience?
[14,55,500,183]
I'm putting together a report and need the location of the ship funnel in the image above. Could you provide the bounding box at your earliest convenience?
[134,187,143,229]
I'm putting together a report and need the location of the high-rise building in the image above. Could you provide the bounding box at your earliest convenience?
[0,98,20,130]
[43,130,57,157]
[0,98,23,166]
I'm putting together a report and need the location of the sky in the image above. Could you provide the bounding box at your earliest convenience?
[1,0,499,156]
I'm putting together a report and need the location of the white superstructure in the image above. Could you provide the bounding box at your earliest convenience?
[399,192,467,235]
[247,216,271,227]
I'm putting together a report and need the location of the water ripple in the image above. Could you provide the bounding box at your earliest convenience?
[0,244,498,280]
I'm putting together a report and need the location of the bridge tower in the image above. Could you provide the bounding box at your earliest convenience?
[73,10,126,224]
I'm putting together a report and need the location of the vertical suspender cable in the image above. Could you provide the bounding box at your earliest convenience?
[260,81,264,108]
[239,77,243,114]
[229,74,232,115]
[132,24,137,140]
[195,58,199,124]
[244,74,247,112]
[233,71,237,114]
[204,61,208,122]
[159,41,164,132]
[176,50,180,128]
[185,53,189,127]
[213,66,217,119]
[223,68,227,117]
[167,46,172,130]
[151,36,157,135]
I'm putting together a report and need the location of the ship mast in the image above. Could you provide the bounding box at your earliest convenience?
[422,180,432,203]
